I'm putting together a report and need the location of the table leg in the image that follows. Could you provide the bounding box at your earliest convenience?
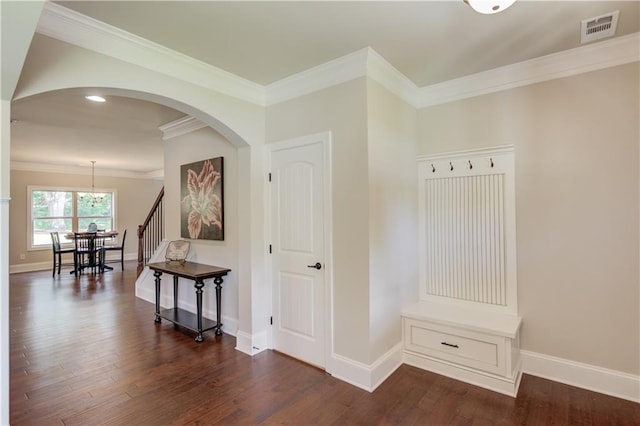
[214,276,223,335]
[173,275,179,309]
[154,271,162,323]
[194,279,204,342]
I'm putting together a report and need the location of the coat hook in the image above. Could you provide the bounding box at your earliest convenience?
[450,162,454,171]
[490,158,494,168]
[431,164,435,173]
[468,160,473,170]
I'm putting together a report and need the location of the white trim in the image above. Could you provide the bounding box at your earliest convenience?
[265,47,419,107]
[11,161,161,179]
[329,343,404,392]
[370,342,404,391]
[234,330,268,356]
[404,351,522,397]
[402,301,521,339]
[10,252,136,274]
[159,116,207,141]
[171,299,238,339]
[417,32,640,108]
[323,134,334,375]
[234,331,255,356]
[366,48,419,107]
[266,49,369,106]
[416,145,515,162]
[27,186,118,250]
[1,198,9,425]
[521,350,640,403]
[329,354,374,392]
[36,3,639,110]
[36,2,265,106]
[9,261,51,274]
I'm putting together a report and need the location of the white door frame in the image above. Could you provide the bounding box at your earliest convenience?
[265,131,333,368]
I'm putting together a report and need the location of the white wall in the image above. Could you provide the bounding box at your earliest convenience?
[160,126,240,330]
[366,79,418,362]
[266,79,372,364]
[417,63,640,375]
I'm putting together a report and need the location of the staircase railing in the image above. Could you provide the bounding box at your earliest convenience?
[137,187,164,276]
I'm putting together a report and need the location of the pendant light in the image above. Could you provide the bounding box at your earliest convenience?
[464,0,516,14]
[81,161,104,207]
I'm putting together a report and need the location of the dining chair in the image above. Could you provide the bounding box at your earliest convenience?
[50,232,75,276]
[74,232,104,274]
[103,229,126,271]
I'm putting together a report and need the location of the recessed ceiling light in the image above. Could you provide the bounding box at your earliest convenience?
[85,95,106,102]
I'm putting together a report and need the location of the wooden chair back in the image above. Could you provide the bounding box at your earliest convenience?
[51,232,62,252]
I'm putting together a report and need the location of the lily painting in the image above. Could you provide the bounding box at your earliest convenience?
[180,157,224,241]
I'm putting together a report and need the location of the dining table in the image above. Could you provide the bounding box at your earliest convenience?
[64,231,119,273]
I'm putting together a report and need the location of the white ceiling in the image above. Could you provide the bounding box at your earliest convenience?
[54,0,640,87]
[10,89,185,174]
[11,1,640,174]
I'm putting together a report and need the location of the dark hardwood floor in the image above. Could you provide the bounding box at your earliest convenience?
[9,262,639,425]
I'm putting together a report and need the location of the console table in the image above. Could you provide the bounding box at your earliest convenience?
[147,261,231,342]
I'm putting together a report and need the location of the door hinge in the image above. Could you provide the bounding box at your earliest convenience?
[270,316,273,325]
[269,244,272,254]
[268,172,272,182]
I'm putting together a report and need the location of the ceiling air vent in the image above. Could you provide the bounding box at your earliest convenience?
[581,10,619,44]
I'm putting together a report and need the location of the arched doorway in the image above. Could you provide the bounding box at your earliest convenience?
[9,80,268,353]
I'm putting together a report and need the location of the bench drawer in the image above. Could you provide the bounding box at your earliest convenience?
[404,318,505,375]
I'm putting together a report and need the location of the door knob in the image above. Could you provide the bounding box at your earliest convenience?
[307,262,322,270]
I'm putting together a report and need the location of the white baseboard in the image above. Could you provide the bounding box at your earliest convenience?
[370,342,405,390]
[521,350,640,403]
[235,330,268,356]
[328,342,403,392]
[235,331,255,355]
[10,252,136,274]
[403,351,522,397]
[10,261,50,274]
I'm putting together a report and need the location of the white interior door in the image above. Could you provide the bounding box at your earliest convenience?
[270,138,326,368]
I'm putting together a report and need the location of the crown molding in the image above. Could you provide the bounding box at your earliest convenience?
[265,47,419,107]
[10,161,161,179]
[33,3,640,111]
[36,2,265,106]
[159,116,207,140]
[265,48,370,106]
[366,48,419,107]
[417,32,640,108]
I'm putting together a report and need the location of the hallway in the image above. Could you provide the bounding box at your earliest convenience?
[9,263,639,425]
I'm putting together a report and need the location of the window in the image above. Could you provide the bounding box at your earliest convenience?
[29,187,116,249]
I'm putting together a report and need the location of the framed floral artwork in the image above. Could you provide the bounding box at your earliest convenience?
[180,157,224,241]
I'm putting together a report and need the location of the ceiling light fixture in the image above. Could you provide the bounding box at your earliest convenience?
[80,161,104,207]
[464,0,516,14]
[85,95,106,102]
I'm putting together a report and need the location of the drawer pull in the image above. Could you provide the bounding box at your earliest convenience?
[441,341,459,349]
